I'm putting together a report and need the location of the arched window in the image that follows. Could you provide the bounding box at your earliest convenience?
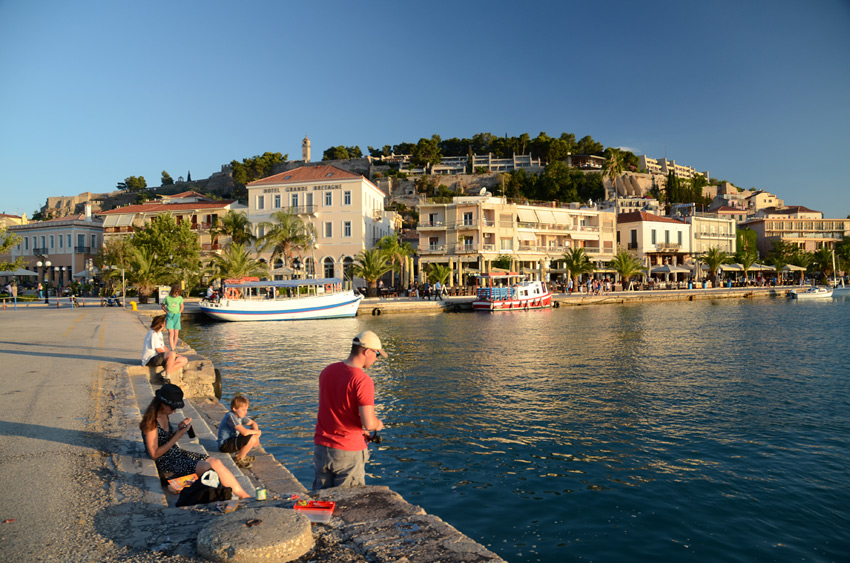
[323,257,335,279]
[342,256,355,282]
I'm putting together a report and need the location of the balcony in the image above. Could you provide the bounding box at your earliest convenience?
[627,243,638,250]
[287,205,317,215]
[75,246,91,254]
[695,232,733,239]
[418,220,446,229]
[33,247,47,254]
[454,244,477,254]
[456,220,478,230]
[655,242,681,251]
[420,244,447,255]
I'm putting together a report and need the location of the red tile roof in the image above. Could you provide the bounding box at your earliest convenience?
[98,201,236,215]
[247,165,362,186]
[617,211,686,225]
[163,190,211,199]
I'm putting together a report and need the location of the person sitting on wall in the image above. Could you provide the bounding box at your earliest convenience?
[142,315,188,379]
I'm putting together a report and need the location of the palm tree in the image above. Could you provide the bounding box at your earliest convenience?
[607,250,643,290]
[376,234,414,288]
[561,247,596,288]
[603,148,624,198]
[701,247,730,287]
[210,210,254,248]
[351,249,393,297]
[125,247,169,303]
[426,263,451,285]
[811,247,834,283]
[738,250,758,284]
[258,210,312,269]
[209,243,269,280]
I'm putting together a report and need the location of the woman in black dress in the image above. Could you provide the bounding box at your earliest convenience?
[140,384,250,499]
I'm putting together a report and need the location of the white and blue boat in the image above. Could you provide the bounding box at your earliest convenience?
[200,278,362,321]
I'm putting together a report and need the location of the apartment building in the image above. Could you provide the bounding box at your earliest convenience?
[740,216,850,256]
[246,165,395,279]
[98,192,247,254]
[5,206,102,287]
[616,211,691,266]
[417,196,616,284]
[686,215,737,256]
[638,155,709,181]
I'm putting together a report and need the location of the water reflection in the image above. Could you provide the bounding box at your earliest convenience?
[182,298,850,562]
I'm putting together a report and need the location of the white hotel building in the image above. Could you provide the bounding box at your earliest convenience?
[246,165,396,280]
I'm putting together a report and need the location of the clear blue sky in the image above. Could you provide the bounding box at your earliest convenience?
[2,0,848,218]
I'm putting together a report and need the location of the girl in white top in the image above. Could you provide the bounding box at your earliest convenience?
[142,315,188,378]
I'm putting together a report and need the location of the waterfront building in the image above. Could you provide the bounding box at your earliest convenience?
[686,214,737,256]
[616,211,690,267]
[5,205,102,287]
[246,165,396,280]
[751,205,822,220]
[714,205,749,225]
[97,191,247,255]
[417,195,616,285]
[740,215,850,256]
[638,155,709,181]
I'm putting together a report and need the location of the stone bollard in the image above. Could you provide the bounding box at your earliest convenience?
[197,506,313,562]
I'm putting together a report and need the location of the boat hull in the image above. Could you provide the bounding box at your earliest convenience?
[789,288,833,300]
[200,292,363,321]
[473,293,553,312]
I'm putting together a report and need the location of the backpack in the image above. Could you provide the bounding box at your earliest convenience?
[176,470,232,507]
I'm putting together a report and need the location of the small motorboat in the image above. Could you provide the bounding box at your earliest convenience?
[789,286,833,300]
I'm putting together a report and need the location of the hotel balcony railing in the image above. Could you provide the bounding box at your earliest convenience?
[627,243,639,250]
[454,244,477,254]
[420,244,447,254]
[75,246,90,254]
[287,205,317,215]
[654,242,682,251]
[33,247,47,254]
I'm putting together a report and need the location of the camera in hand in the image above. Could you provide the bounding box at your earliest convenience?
[367,431,382,444]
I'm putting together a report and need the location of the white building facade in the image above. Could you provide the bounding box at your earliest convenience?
[246,165,394,280]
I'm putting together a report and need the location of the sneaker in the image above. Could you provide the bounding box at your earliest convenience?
[234,457,253,469]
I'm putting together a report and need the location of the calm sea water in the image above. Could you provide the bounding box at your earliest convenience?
[182,297,850,562]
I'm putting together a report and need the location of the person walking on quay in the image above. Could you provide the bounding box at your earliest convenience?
[433,280,443,300]
[162,284,184,351]
[313,330,386,489]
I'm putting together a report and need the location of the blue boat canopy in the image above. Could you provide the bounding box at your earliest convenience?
[225,278,343,289]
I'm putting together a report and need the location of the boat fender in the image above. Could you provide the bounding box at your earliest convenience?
[452,304,461,313]
[553,301,560,308]
[372,308,382,316]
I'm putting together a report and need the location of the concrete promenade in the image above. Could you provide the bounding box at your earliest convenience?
[0,304,507,562]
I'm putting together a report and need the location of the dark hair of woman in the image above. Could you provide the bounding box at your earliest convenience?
[139,397,162,433]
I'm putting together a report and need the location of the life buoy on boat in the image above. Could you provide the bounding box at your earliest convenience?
[325,284,333,293]
[224,288,240,300]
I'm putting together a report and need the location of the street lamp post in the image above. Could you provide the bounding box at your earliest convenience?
[36,259,51,304]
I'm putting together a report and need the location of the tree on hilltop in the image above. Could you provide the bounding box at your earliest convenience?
[117,176,147,192]
[161,171,174,185]
[231,152,287,185]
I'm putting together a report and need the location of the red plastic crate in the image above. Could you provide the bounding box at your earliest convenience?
[293,500,336,523]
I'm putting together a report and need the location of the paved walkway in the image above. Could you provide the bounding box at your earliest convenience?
[0,304,506,562]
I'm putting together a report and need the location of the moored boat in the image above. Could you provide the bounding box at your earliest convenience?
[473,273,552,312]
[200,277,362,321]
[789,286,833,300]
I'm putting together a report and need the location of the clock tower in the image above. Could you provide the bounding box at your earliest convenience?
[302,135,311,163]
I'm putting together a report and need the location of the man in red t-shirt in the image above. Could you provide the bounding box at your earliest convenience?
[313,331,386,489]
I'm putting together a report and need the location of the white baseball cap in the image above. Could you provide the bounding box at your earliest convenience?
[353,330,387,357]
